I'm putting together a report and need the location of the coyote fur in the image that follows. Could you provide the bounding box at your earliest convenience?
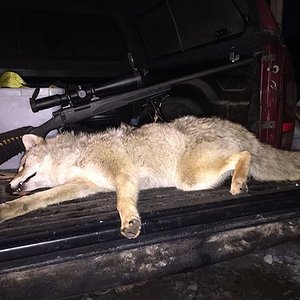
[1,116,300,238]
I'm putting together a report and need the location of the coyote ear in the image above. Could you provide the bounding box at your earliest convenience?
[22,134,45,151]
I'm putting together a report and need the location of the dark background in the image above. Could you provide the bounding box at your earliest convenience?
[282,1,300,93]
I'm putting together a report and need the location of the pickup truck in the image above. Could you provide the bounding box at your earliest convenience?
[0,0,299,299]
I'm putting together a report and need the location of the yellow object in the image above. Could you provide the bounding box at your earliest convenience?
[0,71,27,88]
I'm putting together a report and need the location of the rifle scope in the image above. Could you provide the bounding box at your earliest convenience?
[30,71,143,112]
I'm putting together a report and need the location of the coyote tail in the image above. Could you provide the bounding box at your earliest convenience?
[250,143,300,182]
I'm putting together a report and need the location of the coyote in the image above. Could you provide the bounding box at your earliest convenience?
[1,116,300,238]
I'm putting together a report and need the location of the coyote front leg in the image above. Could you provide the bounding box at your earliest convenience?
[0,180,100,223]
[115,172,141,239]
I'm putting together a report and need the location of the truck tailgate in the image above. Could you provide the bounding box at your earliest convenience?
[0,174,300,299]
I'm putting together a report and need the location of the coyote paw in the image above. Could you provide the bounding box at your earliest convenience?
[121,218,141,239]
[230,181,248,195]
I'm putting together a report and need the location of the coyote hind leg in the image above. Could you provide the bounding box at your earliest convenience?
[227,151,252,195]
[177,149,252,195]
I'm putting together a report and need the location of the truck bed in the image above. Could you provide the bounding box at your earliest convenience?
[0,172,300,299]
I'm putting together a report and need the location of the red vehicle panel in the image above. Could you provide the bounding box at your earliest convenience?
[257,0,297,149]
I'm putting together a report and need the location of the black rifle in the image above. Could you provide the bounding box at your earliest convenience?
[0,58,253,165]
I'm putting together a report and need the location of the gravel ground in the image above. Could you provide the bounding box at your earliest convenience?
[69,241,300,300]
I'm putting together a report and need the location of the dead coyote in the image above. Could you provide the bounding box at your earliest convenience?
[2,116,300,238]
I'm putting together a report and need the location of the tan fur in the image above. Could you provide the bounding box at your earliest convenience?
[1,116,300,239]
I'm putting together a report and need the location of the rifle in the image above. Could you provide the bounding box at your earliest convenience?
[0,58,253,165]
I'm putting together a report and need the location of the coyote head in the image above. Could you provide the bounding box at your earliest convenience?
[6,134,56,194]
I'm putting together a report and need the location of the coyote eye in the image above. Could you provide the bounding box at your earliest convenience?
[24,172,37,184]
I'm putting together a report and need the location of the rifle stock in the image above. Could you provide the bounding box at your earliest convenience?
[0,126,32,165]
[0,116,65,166]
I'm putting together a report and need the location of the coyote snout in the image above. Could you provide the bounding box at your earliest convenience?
[5,172,37,194]
[1,116,300,239]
